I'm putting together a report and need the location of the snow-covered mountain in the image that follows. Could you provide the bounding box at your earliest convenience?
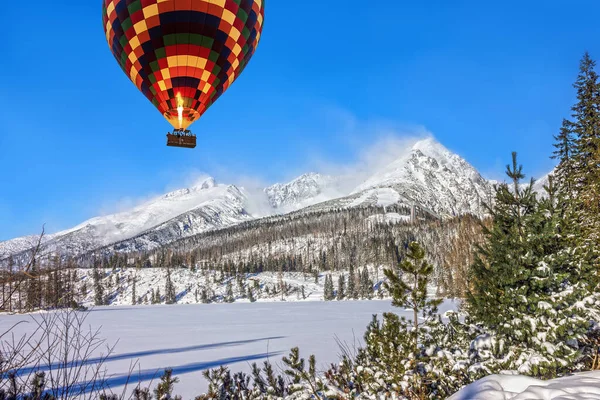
[264,173,344,213]
[351,138,494,217]
[0,137,549,261]
[0,178,253,259]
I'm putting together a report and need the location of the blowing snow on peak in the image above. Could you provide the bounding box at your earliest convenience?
[351,137,494,217]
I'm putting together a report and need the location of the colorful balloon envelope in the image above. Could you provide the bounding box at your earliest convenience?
[102,0,265,132]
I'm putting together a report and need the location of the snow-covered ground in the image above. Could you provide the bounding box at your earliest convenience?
[449,371,600,400]
[1,300,599,399]
[0,300,456,399]
[77,268,394,307]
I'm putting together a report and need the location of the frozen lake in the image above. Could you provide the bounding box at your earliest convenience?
[0,300,459,398]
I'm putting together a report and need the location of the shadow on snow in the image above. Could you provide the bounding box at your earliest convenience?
[14,336,285,378]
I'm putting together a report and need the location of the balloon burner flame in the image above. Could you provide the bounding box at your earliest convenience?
[176,93,184,129]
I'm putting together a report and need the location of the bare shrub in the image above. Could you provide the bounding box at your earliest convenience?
[0,308,117,399]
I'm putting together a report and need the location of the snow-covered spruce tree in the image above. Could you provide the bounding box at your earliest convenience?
[337,274,345,300]
[466,152,538,333]
[328,274,335,301]
[131,276,137,305]
[466,153,600,377]
[551,118,576,200]
[567,52,600,242]
[93,266,104,306]
[552,52,600,290]
[348,265,357,300]
[165,267,176,305]
[323,274,334,301]
[361,267,372,299]
[384,241,443,353]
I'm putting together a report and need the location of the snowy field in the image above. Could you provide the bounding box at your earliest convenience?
[0,300,458,398]
[2,300,599,399]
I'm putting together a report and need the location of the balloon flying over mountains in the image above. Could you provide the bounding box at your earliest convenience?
[102,0,265,148]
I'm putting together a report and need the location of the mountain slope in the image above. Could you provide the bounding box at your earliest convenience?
[1,137,547,260]
[0,178,253,259]
[349,138,494,217]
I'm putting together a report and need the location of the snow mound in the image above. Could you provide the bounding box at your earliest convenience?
[449,371,600,400]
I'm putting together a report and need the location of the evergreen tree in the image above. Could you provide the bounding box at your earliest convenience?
[225,280,234,303]
[25,264,41,311]
[361,267,372,299]
[352,241,461,398]
[348,265,356,299]
[93,266,104,306]
[165,268,176,304]
[131,277,137,305]
[329,275,336,300]
[568,52,600,240]
[201,287,210,304]
[384,241,442,351]
[324,275,334,301]
[467,152,537,330]
[336,274,345,300]
[155,288,162,304]
[552,118,576,199]
[468,153,599,375]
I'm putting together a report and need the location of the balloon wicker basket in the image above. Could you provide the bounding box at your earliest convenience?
[167,129,196,149]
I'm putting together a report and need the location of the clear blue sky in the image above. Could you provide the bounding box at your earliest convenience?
[1,0,600,241]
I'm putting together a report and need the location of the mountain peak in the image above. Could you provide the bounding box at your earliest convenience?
[265,173,339,212]
[351,136,492,217]
[412,136,445,148]
[411,137,453,160]
[196,177,217,190]
[292,172,322,181]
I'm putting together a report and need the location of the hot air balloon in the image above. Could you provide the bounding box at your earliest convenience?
[102,0,265,148]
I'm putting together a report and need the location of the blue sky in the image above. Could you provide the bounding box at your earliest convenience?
[1,0,600,241]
